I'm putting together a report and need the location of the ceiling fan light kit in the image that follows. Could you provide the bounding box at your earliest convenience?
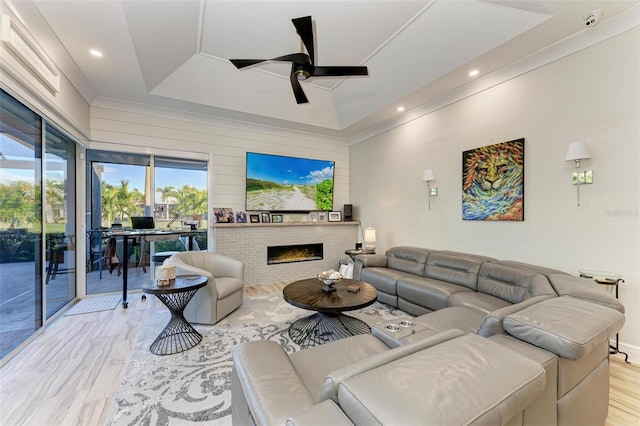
[230,16,368,104]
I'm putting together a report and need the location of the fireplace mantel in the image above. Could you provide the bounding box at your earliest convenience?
[211,221,360,285]
[212,221,360,228]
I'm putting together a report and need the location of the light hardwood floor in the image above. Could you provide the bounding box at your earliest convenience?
[0,284,638,426]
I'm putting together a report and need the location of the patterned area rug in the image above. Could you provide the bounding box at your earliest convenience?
[105,292,411,425]
[63,294,121,316]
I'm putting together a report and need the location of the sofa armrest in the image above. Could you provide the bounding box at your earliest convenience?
[548,274,624,313]
[337,333,545,425]
[476,295,556,337]
[232,341,315,426]
[353,254,388,280]
[355,253,388,268]
[214,254,244,281]
[320,329,465,402]
[503,296,625,360]
[286,400,354,426]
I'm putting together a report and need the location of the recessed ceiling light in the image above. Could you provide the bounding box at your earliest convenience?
[468,69,479,77]
[397,106,405,112]
[89,49,103,58]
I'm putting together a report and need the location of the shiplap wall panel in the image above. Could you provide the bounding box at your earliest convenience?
[90,105,350,215]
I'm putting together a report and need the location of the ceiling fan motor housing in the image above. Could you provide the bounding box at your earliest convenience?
[294,63,311,80]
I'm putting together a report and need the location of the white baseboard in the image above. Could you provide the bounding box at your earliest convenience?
[610,339,639,364]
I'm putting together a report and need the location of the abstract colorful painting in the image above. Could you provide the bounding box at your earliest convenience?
[462,138,524,221]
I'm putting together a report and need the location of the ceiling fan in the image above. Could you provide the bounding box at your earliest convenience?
[230,16,368,104]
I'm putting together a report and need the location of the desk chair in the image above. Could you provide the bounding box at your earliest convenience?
[46,233,74,284]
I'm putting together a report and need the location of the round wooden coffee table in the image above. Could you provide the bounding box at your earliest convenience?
[283,278,377,348]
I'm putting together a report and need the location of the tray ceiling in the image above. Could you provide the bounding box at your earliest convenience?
[5,0,639,140]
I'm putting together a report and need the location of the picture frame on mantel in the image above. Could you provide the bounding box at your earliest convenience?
[318,212,327,222]
[249,214,260,223]
[271,213,283,223]
[328,211,342,222]
[261,212,270,223]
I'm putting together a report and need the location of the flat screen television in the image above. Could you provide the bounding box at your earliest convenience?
[246,152,335,212]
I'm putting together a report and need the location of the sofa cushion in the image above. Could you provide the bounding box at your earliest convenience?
[478,263,555,304]
[423,252,485,290]
[447,291,511,314]
[360,267,416,296]
[492,260,568,277]
[319,329,465,403]
[503,296,625,360]
[397,298,432,316]
[397,276,473,311]
[337,334,545,426]
[437,250,496,262]
[409,307,485,336]
[385,246,431,275]
[489,334,559,426]
[289,334,390,403]
[286,400,354,426]
[548,274,624,313]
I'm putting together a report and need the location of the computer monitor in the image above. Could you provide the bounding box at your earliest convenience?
[131,216,155,229]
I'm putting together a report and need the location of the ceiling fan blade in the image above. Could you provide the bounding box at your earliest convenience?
[311,66,368,77]
[271,53,311,64]
[290,68,309,104]
[292,16,314,65]
[231,53,310,70]
[230,59,267,69]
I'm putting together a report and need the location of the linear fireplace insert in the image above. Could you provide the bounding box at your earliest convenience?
[267,243,323,265]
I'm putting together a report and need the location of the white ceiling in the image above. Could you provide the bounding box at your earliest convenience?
[5,0,640,141]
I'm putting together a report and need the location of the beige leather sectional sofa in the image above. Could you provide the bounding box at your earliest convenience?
[231,247,625,425]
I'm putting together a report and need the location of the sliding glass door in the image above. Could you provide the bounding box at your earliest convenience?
[44,125,76,317]
[0,90,43,359]
[0,89,78,361]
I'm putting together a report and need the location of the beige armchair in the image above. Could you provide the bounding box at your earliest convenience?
[164,252,244,324]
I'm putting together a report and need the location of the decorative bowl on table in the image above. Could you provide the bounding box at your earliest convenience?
[317,270,343,293]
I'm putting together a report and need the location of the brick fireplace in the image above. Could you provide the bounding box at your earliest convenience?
[211,222,359,285]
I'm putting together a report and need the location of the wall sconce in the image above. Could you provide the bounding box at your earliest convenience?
[565,142,592,206]
[422,169,438,210]
[364,227,376,253]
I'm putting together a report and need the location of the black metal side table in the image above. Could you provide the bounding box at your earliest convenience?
[579,270,630,363]
[142,275,208,355]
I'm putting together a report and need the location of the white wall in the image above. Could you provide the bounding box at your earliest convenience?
[0,1,90,141]
[89,102,350,216]
[350,28,640,358]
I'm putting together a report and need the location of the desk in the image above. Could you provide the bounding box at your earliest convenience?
[106,229,202,308]
[579,269,630,363]
[142,275,208,355]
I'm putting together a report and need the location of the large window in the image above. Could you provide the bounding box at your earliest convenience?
[86,151,207,295]
[0,89,77,361]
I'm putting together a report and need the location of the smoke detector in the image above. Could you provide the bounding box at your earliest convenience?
[584,9,603,27]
